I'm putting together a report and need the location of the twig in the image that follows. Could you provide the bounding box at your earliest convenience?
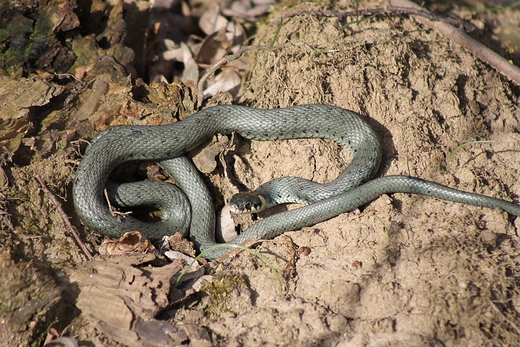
[104,188,132,219]
[391,0,520,86]
[272,6,475,31]
[35,175,93,260]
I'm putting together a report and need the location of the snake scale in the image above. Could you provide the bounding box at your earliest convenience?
[73,105,520,260]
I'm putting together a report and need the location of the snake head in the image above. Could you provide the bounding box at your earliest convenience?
[229,192,267,214]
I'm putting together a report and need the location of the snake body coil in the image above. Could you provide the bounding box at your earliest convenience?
[73,105,520,260]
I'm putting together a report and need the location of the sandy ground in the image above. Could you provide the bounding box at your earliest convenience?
[2,1,520,346]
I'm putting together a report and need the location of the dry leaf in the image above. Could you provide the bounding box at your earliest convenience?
[218,204,238,242]
[165,232,197,257]
[162,39,184,61]
[203,69,241,98]
[191,135,229,174]
[181,42,199,83]
[199,9,228,35]
[99,231,156,255]
[197,27,232,65]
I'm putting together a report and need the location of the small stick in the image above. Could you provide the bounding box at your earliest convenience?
[35,175,93,260]
[104,188,132,219]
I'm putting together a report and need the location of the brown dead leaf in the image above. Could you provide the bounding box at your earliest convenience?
[196,27,232,65]
[99,231,156,255]
[191,135,229,174]
[166,232,198,257]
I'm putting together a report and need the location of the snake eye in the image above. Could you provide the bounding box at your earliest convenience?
[244,202,252,210]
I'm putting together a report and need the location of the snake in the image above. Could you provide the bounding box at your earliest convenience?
[73,104,520,260]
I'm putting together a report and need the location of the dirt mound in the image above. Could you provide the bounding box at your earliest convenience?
[2,1,520,346]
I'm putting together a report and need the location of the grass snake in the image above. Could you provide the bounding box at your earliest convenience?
[73,105,520,260]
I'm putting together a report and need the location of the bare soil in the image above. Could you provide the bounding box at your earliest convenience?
[2,1,520,346]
